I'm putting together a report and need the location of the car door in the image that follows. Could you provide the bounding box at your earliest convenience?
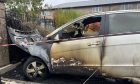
[102,12,140,78]
[50,14,106,75]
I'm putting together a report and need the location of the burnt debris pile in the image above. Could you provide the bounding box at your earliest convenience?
[6,16,31,31]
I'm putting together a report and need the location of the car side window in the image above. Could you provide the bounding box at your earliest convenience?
[109,12,140,34]
[60,22,83,39]
[59,16,103,39]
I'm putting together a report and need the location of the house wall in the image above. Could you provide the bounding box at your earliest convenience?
[41,10,54,19]
[0,2,10,67]
[40,2,140,30]
[42,2,140,20]
[71,3,139,13]
[73,7,92,15]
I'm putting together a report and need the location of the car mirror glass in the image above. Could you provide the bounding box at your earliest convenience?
[54,34,59,40]
[53,34,61,42]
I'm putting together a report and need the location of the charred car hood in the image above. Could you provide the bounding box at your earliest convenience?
[7,27,52,56]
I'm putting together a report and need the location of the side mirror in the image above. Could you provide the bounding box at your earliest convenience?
[53,39,61,43]
[53,34,61,43]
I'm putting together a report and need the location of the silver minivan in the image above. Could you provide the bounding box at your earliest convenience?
[9,10,140,82]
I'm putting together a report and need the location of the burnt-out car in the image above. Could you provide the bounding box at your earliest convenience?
[8,10,140,82]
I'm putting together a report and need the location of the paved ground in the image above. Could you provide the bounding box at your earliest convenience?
[1,64,133,84]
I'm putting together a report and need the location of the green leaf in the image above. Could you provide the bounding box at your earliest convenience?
[6,0,45,21]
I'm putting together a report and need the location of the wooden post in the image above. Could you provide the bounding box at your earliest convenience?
[0,1,10,67]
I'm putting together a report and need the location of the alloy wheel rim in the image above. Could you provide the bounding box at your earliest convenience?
[26,61,46,79]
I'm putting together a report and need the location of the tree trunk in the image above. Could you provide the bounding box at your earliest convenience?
[0,2,10,67]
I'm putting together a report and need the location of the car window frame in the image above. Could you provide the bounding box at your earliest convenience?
[52,14,107,42]
[106,11,140,36]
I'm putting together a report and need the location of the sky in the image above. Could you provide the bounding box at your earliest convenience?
[44,0,88,6]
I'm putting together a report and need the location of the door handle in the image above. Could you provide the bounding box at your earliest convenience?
[87,41,100,46]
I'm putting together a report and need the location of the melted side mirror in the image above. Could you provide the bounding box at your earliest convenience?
[53,34,61,43]
[53,39,61,43]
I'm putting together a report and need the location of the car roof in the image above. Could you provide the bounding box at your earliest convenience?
[47,10,140,37]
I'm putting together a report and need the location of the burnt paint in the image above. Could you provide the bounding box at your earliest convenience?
[51,57,102,76]
[50,37,103,75]
[28,42,53,71]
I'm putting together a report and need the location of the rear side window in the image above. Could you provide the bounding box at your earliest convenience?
[109,12,140,34]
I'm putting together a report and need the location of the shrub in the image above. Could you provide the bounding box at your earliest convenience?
[54,9,83,27]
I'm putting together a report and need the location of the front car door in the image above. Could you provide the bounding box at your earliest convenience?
[102,11,140,78]
[50,13,106,75]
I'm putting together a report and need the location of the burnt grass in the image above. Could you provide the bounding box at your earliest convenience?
[1,64,132,84]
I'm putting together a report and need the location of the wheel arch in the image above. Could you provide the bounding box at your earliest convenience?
[30,55,52,72]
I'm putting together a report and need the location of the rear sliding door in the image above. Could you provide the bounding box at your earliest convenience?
[102,12,140,77]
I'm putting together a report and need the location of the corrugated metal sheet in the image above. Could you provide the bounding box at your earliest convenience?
[52,0,140,9]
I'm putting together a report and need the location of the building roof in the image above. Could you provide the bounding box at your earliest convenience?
[52,0,140,9]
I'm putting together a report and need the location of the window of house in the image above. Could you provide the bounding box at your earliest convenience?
[137,3,140,9]
[121,3,136,10]
[43,11,51,16]
[109,12,140,34]
[121,4,129,10]
[92,6,102,13]
[124,4,130,10]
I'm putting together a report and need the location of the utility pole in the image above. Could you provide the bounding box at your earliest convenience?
[0,0,10,67]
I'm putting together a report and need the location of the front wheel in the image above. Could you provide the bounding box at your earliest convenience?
[23,57,50,81]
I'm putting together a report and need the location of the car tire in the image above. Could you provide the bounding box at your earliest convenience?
[23,57,50,81]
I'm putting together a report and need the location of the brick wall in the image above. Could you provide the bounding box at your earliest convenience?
[0,2,10,67]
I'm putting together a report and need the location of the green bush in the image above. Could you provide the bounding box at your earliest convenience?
[54,9,83,27]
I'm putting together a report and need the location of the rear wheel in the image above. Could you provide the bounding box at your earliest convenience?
[23,57,49,81]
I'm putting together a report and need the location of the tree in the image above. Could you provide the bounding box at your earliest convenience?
[6,0,44,21]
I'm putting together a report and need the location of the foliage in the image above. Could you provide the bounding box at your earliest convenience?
[6,0,44,21]
[54,9,83,27]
